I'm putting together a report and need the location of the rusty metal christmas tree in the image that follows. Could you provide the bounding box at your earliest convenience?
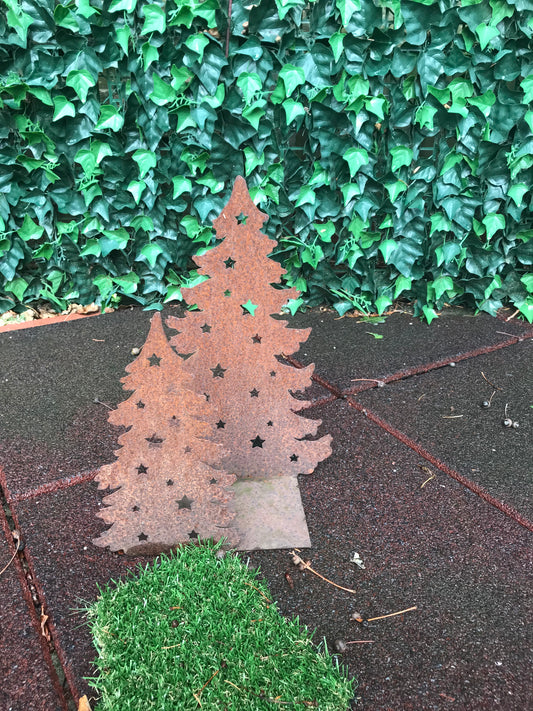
[93,312,238,555]
[167,176,332,481]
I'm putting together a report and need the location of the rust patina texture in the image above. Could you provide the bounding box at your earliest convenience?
[167,176,332,480]
[93,312,238,555]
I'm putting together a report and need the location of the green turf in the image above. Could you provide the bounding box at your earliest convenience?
[85,540,355,710]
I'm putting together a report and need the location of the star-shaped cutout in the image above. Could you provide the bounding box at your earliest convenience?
[138,532,148,541]
[216,420,226,429]
[204,393,210,402]
[241,300,258,316]
[167,479,174,486]
[177,495,194,510]
[250,388,259,398]
[201,323,211,333]
[224,257,236,269]
[236,212,248,225]
[136,464,148,474]
[210,478,218,485]
[148,354,161,367]
[252,334,262,344]
[224,289,231,297]
[188,530,199,540]
[267,420,273,427]
[136,400,145,408]
[132,505,140,512]
[251,435,265,448]
[184,446,192,453]
[290,454,299,462]
[270,371,276,377]
[211,364,227,378]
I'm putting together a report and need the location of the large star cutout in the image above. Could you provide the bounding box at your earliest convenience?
[177,495,194,510]
[250,388,259,397]
[252,334,262,344]
[224,257,236,269]
[136,400,145,408]
[241,300,258,316]
[146,434,163,444]
[216,420,226,429]
[201,323,211,333]
[188,530,199,540]
[136,464,148,474]
[210,478,218,485]
[236,212,248,225]
[290,454,299,462]
[211,364,227,378]
[148,354,161,367]
[251,435,265,448]
[138,532,148,541]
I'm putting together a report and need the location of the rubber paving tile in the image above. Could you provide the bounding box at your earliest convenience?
[247,401,533,710]
[0,507,66,711]
[11,399,533,710]
[355,338,533,521]
[288,309,532,394]
[0,307,331,500]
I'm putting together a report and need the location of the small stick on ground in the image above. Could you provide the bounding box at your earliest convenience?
[481,371,502,391]
[0,534,20,578]
[290,551,356,594]
[366,605,417,622]
[243,581,272,603]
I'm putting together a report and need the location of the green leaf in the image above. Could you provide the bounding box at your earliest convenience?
[237,73,262,104]
[127,180,146,205]
[114,272,139,294]
[53,96,76,121]
[482,213,505,241]
[142,42,159,70]
[5,277,29,301]
[150,75,176,106]
[99,228,130,256]
[508,184,529,207]
[284,297,304,315]
[415,104,437,130]
[295,187,316,207]
[520,274,533,294]
[422,305,438,324]
[343,147,369,178]
[394,275,412,298]
[329,32,345,63]
[366,331,383,339]
[116,26,131,54]
[513,297,533,323]
[378,239,397,262]
[109,0,137,11]
[242,101,266,130]
[6,5,34,44]
[390,146,413,172]
[336,0,360,26]
[244,148,265,176]
[66,70,97,103]
[278,64,306,98]
[384,181,407,202]
[95,105,124,131]
[282,99,306,124]
[475,23,499,51]
[433,276,454,301]
[18,215,44,241]
[375,294,392,315]
[139,243,163,268]
[132,150,157,179]
[313,222,335,242]
[172,176,192,199]
[520,75,533,104]
[185,33,210,62]
[80,238,101,257]
[365,97,387,120]
[141,4,166,34]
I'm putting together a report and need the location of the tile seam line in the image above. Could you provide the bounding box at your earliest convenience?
[6,468,99,504]
[8,502,84,707]
[0,488,70,710]
[345,397,533,533]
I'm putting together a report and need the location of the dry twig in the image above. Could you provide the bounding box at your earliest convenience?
[0,533,20,578]
[366,606,417,622]
[290,551,356,594]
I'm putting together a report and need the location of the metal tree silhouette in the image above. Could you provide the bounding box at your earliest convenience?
[93,313,237,554]
[167,176,332,480]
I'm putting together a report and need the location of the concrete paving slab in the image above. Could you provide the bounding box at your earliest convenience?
[247,401,533,710]
[0,507,67,711]
[289,309,532,393]
[355,339,533,520]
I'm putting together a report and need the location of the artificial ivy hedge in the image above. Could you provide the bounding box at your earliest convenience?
[0,0,532,321]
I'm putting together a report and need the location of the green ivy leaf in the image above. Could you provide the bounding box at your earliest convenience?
[422,305,438,324]
[109,0,137,11]
[375,294,392,315]
[141,4,166,34]
[94,105,124,131]
[475,23,499,51]
[520,75,533,104]
[482,213,505,241]
[6,5,34,44]
[278,64,306,98]
[284,297,304,315]
[116,26,131,54]
[336,0,360,26]
[244,148,265,176]
[432,275,454,301]
[365,97,387,120]
[378,239,397,262]
[313,222,335,242]
[274,0,306,20]
[390,146,413,172]
[521,274,533,294]
[132,150,157,179]
[127,180,146,205]
[18,215,44,241]
[150,75,176,106]
[5,277,29,301]
[185,33,210,62]
[508,184,529,207]
[172,176,192,199]
[139,243,163,268]
[142,42,159,70]
[343,147,369,178]
[242,100,266,130]
[384,181,407,202]
[329,32,345,63]
[366,331,383,339]
[66,70,97,103]
[282,99,306,125]
[53,96,76,121]
[394,275,412,298]
[415,103,437,130]
[237,73,262,104]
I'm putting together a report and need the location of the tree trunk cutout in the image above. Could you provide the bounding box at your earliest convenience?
[93,312,238,555]
[167,176,332,480]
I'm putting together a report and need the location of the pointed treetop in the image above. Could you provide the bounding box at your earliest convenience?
[213,175,268,237]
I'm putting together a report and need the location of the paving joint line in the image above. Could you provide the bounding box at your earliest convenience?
[345,397,533,533]
[0,477,75,710]
[7,468,99,505]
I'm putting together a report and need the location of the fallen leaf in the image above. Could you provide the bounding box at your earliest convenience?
[78,695,92,711]
[366,332,383,339]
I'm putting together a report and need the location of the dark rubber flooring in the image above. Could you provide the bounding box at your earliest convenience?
[0,306,531,710]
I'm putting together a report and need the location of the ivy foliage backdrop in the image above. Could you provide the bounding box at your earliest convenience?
[0,0,532,321]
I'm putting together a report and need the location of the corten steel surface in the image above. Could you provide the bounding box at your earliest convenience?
[167,176,332,479]
[93,312,238,555]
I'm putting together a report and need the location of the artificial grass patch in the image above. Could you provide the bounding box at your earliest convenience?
[85,540,355,710]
